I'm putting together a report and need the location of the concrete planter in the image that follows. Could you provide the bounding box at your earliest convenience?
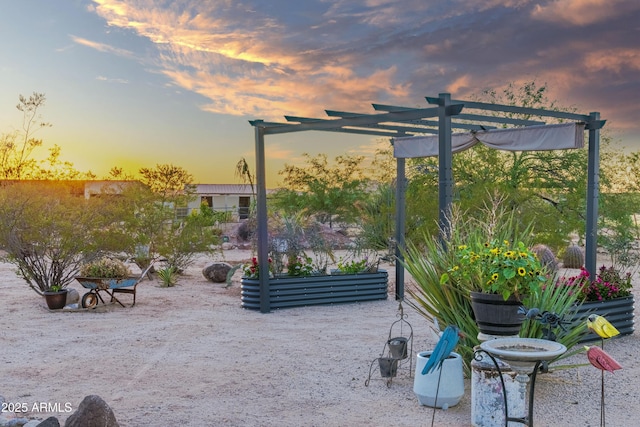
[241,270,388,310]
[570,295,634,342]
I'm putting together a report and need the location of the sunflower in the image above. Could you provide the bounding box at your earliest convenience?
[517,267,526,276]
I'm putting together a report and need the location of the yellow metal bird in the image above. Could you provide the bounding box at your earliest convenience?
[587,314,620,339]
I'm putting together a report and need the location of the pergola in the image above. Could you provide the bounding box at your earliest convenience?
[250,93,606,313]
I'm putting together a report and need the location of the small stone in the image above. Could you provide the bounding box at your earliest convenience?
[202,262,233,283]
[64,395,119,427]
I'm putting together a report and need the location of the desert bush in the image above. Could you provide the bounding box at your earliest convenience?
[0,182,129,294]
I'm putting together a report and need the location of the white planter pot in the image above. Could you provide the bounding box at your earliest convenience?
[413,351,464,409]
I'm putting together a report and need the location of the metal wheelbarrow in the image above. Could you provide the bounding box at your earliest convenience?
[75,263,154,308]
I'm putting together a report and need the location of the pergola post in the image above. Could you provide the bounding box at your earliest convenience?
[395,155,406,301]
[437,93,454,239]
[585,111,601,279]
[254,122,270,313]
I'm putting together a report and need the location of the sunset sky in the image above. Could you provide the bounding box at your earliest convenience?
[1,1,639,185]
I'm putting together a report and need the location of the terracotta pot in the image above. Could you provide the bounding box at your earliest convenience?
[470,291,524,336]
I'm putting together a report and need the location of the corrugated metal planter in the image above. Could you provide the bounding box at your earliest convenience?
[241,270,388,310]
[570,295,634,342]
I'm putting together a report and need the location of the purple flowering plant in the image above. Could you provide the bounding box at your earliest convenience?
[559,265,632,302]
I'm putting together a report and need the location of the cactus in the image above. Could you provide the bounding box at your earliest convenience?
[532,244,558,274]
[563,244,584,268]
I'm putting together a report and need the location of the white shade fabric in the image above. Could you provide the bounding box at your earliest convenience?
[393,122,585,158]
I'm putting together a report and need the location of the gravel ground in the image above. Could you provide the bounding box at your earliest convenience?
[1,251,638,426]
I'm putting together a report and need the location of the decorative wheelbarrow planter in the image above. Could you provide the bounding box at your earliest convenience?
[75,264,154,308]
[569,295,635,342]
[240,270,388,310]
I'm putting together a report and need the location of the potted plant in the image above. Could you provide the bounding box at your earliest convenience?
[43,284,69,310]
[442,238,547,336]
[403,195,585,370]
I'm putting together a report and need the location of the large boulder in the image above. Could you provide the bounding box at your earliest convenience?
[202,262,233,283]
[36,417,61,427]
[64,395,119,427]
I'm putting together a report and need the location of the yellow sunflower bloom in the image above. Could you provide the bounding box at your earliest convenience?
[517,267,526,276]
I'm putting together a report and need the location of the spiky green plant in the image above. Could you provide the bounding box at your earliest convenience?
[157,266,178,287]
[403,195,586,373]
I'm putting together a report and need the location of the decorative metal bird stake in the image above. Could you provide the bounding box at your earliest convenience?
[422,325,460,375]
[587,314,620,341]
[518,305,570,341]
[585,314,622,427]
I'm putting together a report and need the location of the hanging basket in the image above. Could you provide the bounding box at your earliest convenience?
[470,291,524,336]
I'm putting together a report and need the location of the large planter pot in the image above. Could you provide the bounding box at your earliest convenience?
[241,270,388,310]
[470,291,524,337]
[570,295,634,343]
[414,351,464,409]
[43,289,68,310]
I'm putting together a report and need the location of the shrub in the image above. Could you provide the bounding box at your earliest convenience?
[559,265,632,302]
[79,258,131,278]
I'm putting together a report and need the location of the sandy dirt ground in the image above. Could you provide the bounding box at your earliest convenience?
[1,250,639,426]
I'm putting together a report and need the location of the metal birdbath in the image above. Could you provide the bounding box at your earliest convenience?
[477,338,567,426]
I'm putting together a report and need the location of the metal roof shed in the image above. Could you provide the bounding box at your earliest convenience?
[250,93,605,313]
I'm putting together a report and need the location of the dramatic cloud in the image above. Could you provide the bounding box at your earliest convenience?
[84,0,639,137]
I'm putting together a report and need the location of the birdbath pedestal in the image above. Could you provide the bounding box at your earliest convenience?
[478,338,567,426]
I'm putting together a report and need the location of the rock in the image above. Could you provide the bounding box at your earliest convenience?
[35,417,60,427]
[24,420,46,427]
[65,288,80,305]
[64,395,119,427]
[202,262,233,283]
[3,419,30,427]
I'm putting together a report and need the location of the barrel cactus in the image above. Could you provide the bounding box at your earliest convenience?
[532,244,558,274]
[563,244,584,268]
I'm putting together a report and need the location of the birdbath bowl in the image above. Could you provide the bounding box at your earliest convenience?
[480,337,567,374]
